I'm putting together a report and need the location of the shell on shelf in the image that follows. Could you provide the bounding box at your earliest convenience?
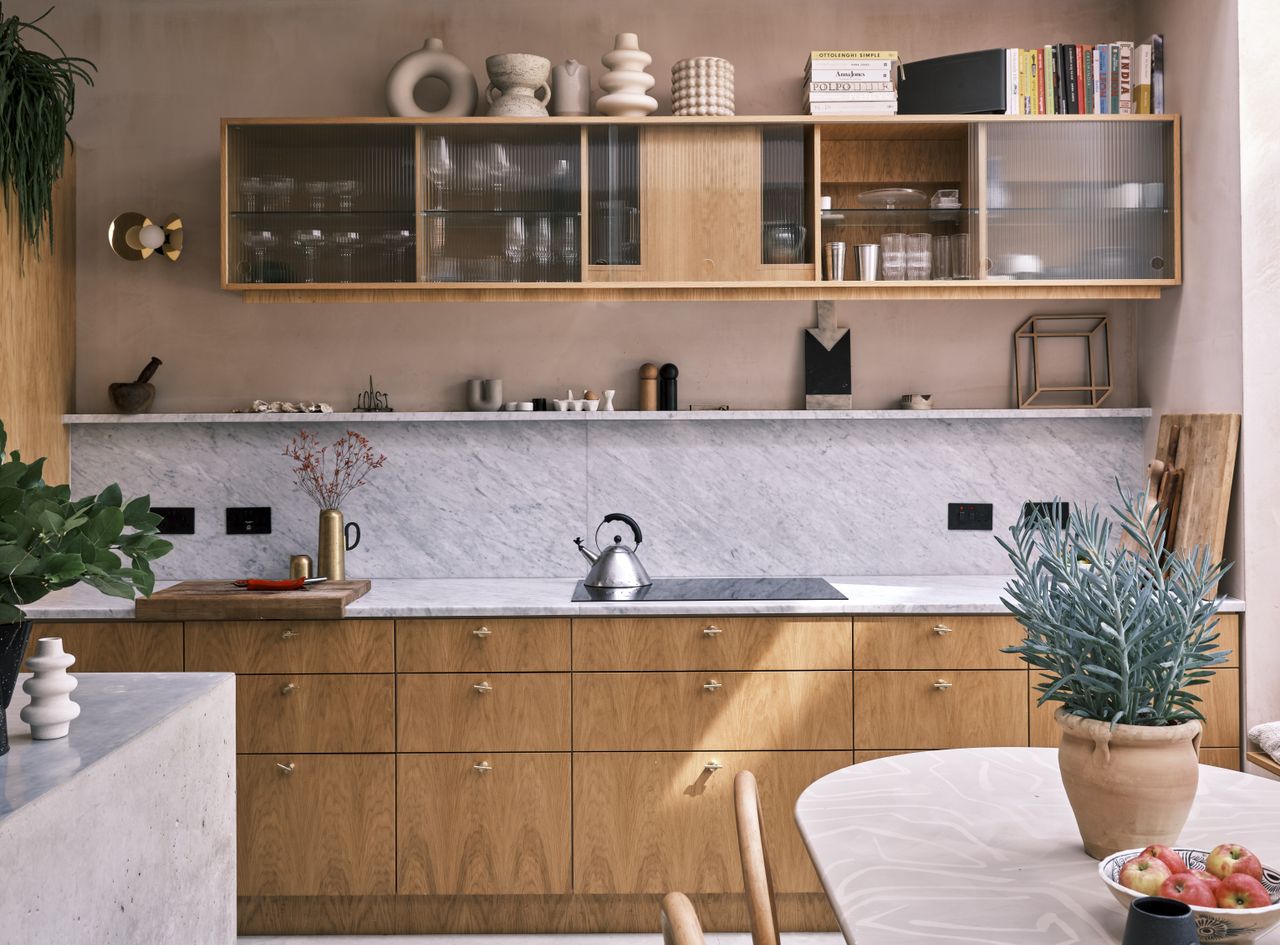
[596,32,658,117]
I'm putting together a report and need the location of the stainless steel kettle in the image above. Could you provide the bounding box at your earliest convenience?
[574,513,653,588]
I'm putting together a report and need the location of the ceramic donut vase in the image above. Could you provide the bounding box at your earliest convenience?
[672,56,735,116]
[386,37,479,118]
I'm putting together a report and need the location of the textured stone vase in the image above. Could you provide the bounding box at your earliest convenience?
[0,621,33,755]
[386,37,479,118]
[1056,708,1202,859]
[20,636,80,740]
[485,53,552,117]
[597,33,658,117]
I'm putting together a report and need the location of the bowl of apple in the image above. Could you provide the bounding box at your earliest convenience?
[1100,844,1280,943]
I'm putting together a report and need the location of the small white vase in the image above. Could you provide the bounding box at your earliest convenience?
[597,33,658,117]
[603,389,616,411]
[21,637,80,740]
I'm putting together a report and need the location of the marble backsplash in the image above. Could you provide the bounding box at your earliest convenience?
[69,417,1145,580]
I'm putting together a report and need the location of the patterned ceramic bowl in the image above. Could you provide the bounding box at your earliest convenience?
[1100,848,1280,943]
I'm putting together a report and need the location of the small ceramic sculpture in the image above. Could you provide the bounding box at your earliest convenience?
[551,59,592,115]
[602,389,616,411]
[485,53,552,116]
[671,57,735,116]
[108,356,162,414]
[386,38,479,118]
[20,637,80,740]
[467,378,504,411]
[597,33,658,117]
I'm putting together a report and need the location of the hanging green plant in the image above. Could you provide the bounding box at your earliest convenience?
[0,6,95,256]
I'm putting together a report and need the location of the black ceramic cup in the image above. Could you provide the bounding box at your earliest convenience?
[1122,896,1200,945]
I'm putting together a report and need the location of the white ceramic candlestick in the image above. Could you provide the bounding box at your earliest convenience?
[20,637,80,739]
[603,389,616,411]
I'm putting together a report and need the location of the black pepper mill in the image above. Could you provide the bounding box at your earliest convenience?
[658,363,679,411]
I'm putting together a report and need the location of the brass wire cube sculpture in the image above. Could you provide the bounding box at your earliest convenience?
[1014,314,1112,408]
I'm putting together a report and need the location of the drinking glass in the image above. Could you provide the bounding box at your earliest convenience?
[906,233,932,280]
[239,176,264,213]
[260,175,294,212]
[951,233,973,280]
[932,235,951,280]
[305,181,330,212]
[241,230,278,283]
[532,214,554,281]
[880,232,907,280]
[292,229,326,283]
[504,215,528,280]
[332,231,362,283]
[375,229,414,282]
[332,180,362,212]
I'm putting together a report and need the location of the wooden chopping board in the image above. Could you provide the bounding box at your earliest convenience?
[135,580,372,620]
[1154,413,1240,586]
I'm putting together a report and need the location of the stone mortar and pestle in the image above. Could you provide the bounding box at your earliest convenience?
[109,357,163,413]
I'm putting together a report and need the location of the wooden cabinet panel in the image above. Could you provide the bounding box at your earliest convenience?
[854,616,1024,670]
[237,674,394,753]
[574,750,849,894]
[237,753,395,896]
[573,616,852,671]
[854,749,918,763]
[396,618,569,672]
[26,621,183,672]
[398,673,570,752]
[1212,614,1240,667]
[574,671,852,751]
[185,619,392,673]
[398,752,571,895]
[1201,748,1241,771]
[1029,667,1241,748]
[854,670,1027,749]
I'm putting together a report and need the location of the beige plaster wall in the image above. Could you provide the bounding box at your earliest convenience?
[5,0,1141,414]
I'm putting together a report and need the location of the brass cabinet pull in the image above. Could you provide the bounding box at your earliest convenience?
[276,762,295,775]
[472,626,493,638]
[932,624,953,636]
[473,761,493,773]
[933,679,954,691]
[280,682,298,695]
[703,679,723,692]
[703,625,723,637]
[704,760,724,773]
[280,629,298,640]
[473,681,494,694]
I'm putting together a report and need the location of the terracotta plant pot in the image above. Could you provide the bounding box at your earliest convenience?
[1056,707,1202,859]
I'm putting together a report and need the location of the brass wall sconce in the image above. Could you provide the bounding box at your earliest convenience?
[108,212,183,261]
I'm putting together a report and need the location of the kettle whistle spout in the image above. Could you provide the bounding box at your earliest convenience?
[574,537,599,565]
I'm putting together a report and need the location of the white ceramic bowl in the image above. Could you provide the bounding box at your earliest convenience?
[1099,847,1280,943]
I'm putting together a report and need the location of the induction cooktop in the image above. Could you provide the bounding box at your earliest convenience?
[571,577,845,603]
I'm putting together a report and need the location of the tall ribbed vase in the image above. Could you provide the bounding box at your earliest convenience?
[0,621,33,756]
[317,508,346,580]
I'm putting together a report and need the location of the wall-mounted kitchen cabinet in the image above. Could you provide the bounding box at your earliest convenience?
[221,115,1179,302]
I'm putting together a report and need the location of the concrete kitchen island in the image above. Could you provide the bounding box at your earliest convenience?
[1,672,236,945]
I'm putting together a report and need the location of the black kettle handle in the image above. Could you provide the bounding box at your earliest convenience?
[603,512,642,545]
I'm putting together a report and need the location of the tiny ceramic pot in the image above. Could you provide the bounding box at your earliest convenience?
[1122,897,1199,945]
[552,399,568,411]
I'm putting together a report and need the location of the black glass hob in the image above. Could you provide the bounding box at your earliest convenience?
[571,577,846,603]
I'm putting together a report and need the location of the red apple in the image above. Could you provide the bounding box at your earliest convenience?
[1119,855,1173,895]
[1141,844,1190,875]
[1160,872,1218,907]
[1207,843,1264,881]
[1190,868,1223,894]
[1215,873,1271,909]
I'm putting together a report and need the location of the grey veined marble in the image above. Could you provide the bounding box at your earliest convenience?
[70,416,1143,579]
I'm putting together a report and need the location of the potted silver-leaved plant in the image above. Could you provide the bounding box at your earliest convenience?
[999,486,1230,859]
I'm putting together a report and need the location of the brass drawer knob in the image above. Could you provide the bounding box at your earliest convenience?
[703,625,723,637]
[703,679,723,692]
[280,629,298,640]
[473,761,493,773]
[704,760,724,773]
[473,681,494,694]
[276,762,295,775]
[280,682,298,696]
[933,679,954,691]
[932,624,953,636]
[472,626,493,638]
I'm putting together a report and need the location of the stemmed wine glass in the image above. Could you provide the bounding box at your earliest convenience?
[375,229,415,283]
[332,231,362,283]
[304,181,330,212]
[292,228,327,283]
[239,176,265,213]
[259,174,295,212]
[241,230,278,283]
[504,216,528,281]
[332,180,362,212]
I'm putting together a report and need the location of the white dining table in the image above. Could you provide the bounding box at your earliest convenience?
[795,747,1280,945]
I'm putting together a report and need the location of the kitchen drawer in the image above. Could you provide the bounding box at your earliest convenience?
[854,670,1028,749]
[574,671,852,751]
[185,619,392,673]
[396,617,569,672]
[1028,667,1241,748]
[574,750,848,894]
[237,753,395,896]
[854,616,1024,670]
[398,752,570,894]
[398,673,570,752]
[237,674,394,753]
[1212,614,1240,667]
[573,616,852,671]
[27,621,183,672]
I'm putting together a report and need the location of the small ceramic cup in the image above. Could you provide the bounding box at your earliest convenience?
[584,399,600,412]
[569,400,583,411]
[504,401,518,411]
[517,402,534,411]
[1121,897,1199,945]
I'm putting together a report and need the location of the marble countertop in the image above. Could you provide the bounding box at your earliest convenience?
[21,575,1246,619]
[2,672,235,820]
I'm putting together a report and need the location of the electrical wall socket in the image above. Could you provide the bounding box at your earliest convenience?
[1023,501,1070,527]
[151,506,195,535]
[948,502,993,531]
[226,507,271,535]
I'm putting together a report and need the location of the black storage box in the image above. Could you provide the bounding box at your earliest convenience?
[898,48,1007,114]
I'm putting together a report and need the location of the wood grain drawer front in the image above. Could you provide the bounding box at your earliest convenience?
[396,618,569,672]
[398,752,570,895]
[237,674,394,753]
[1028,667,1241,749]
[574,750,849,894]
[398,673,570,752]
[1214,614,1240,668]
[574,671,852,751]
[27,621,183,672]
[854,671,1028,749]
[572,617,852,671]
[854,616,1025,670]
[237,753,395,896]
[185,619,392,673]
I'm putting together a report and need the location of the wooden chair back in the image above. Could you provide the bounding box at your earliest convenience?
[661,891,707,945]
[734,769,781,945]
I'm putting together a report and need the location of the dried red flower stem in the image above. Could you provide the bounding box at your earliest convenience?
[283,429,386,510]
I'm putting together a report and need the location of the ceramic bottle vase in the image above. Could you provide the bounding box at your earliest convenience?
[597,33,658,117]
[551,59,592,116]
[20,637,80,740]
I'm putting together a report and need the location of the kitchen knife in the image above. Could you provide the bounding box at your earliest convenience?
[233,577,328,591]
